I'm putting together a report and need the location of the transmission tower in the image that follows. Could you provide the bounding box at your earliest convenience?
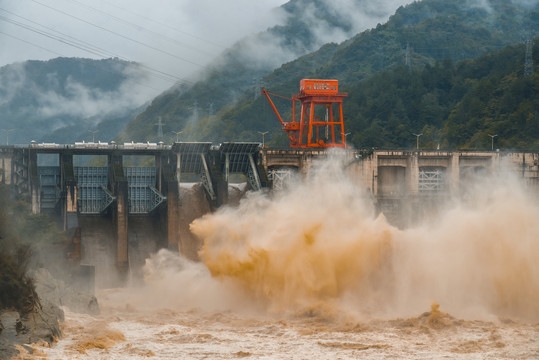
[253,78,264,100]
[208,102,214,117]
[524,38,534,77]
[405,42,412,70]
[154,116,165,139]
[192,101,199,123]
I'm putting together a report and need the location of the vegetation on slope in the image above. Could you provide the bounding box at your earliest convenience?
[117,0,363,144]
[346,41,538,150]
[118,0,538,150]
[0,185,66,314]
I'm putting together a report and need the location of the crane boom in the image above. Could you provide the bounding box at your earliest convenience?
[260,88,286,127]
[261,87,299,145]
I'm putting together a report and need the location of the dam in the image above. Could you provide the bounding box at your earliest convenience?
[2,142,539,285]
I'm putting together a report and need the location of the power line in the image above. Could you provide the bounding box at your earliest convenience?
[0,13,114,59]
[0,30,64,58]
[0,9,193,86]
[29,0,211,71]
[66,0,219,58]
[100,0,226,51]
[0,30,173,93]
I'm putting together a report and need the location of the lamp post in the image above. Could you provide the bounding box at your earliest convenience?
[1,129,14,145]
[171,130,184,143]
[488,134,497,151]
[413,133,422,150]
[258,131,268,148]
[88,130,98,142]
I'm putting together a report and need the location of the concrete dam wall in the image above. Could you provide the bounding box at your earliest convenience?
[3,143,539,288]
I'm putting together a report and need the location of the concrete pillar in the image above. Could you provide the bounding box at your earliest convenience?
[10,148,28,192]
[161,152,180,251]
[407,152,419,195]
[491,151,500,174]
[300,151,311,175]
[28,149,40,214]
[347,151,375,195]
[60,152,76,230]
[155,154,163,193]
[449,152,460,196]
[109,152,129,279]
[208,151,227,208]
[31,187,41,214]
[0,149,11,184]
[65,186,78,228]
[176,152,181,185]
[115,181,129,276]
[372,151,379,196]
[167,178,179,250]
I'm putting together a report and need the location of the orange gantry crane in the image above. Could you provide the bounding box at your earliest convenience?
[261,79,348,149]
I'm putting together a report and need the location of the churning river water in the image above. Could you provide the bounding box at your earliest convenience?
[15,157,539,359]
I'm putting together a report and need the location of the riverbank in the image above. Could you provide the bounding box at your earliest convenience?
[0,268,98,359]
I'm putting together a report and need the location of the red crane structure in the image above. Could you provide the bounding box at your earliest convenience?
[261,79,348,149]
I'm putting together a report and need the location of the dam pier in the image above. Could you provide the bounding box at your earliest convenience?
[2,142,539,284]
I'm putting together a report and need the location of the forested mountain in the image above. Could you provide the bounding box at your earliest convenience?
[2,0,535,149]
[119,0,538,150]
[0,58,154,144]
[116,0,414,142]
[117,0,539,148]
[348,42,538,150]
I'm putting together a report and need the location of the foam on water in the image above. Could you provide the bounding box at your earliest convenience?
[26,300,539,359]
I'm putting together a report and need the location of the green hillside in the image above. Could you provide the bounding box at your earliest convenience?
[119,0,538,150]
[347,42,538,150]
[117,0,367,143]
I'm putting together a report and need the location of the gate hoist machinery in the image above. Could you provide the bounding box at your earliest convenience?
[261,79,348,148]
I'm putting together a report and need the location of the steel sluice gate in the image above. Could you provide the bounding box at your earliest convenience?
[37,166,165,214]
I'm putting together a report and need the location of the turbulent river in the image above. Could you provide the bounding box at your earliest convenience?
[16,157,539,359]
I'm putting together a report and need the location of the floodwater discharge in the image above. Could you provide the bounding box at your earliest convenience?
[19,156,539,359]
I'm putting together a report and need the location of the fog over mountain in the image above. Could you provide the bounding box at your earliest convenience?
[0,58,155,144]
[117,0,537,147]
[0,0,415,144]
[0,0,288,88]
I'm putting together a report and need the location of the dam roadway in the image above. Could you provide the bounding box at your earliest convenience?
[1,141,539,285]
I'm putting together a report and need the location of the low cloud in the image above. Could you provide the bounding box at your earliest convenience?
[0,0,288,88]
[224,0,414,71]
[34,67,157,120]
[0,60,162,141]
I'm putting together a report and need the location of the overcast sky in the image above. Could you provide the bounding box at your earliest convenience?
[0,0,424,96]
[0,0,288,86]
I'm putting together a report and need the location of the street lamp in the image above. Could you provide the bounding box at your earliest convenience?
[1,129,14,145]
[413,133,422,150]
[171,130,184,143]
[88,130,98,142]
[258,131,268,148]
[488,134,497,151]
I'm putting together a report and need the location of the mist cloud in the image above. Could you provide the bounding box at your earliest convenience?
[0,60,163,141]
[34,67,157,120]
[0,62,25,107]
[188,155,539,321]
[226,0,415,72]
[0,0,288,90]
[1,0,418,90]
